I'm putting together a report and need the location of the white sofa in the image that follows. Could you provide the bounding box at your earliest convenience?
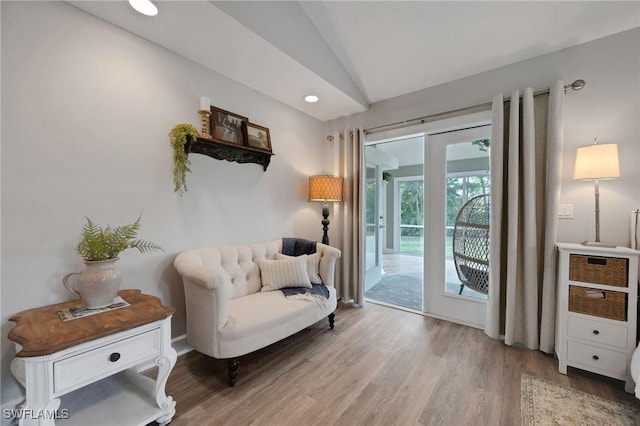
[173,238,341,386]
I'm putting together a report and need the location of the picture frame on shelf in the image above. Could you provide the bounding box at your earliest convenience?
[210,106,247,146]
[245,123,272,152]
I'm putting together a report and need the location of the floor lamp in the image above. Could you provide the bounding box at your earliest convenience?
[573,140,620,247]
[308,175,344,245]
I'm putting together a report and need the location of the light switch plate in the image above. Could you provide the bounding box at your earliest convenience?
[558,204,574,219]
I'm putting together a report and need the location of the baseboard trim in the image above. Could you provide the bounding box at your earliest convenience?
[171,333,193,357]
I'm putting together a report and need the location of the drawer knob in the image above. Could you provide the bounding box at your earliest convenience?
[592,355,599,361]
[592,330,600,335]
[109,352,121,362]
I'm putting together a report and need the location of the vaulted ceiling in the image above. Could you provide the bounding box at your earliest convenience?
[69,1,639,121]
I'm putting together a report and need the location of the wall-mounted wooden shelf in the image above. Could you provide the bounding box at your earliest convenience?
[186,136,273,171]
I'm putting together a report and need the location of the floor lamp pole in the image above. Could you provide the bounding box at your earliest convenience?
[321,202,330,245]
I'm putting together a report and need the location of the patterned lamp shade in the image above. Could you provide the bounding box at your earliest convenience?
[309,176,344,202]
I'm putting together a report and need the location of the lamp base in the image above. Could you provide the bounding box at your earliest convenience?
[321,203,330,245]
[580,240,617,248]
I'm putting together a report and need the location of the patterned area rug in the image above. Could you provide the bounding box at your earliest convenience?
[521,373,640,425]
[364,274,422,310]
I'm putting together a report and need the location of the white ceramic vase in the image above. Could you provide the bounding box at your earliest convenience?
[63,258,121,309]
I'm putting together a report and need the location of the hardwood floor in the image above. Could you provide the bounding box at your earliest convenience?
[160,302,639,425]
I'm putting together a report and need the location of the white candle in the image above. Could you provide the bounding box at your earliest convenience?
[199,96,210,111]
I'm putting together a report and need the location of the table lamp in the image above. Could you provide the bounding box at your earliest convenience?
[573,140,620,247]
[309,176,344,245]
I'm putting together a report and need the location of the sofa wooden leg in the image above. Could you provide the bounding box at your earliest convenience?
[228,359,239,387]
[328,312,335,329]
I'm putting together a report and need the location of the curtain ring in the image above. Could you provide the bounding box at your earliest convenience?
[326,135,334,142]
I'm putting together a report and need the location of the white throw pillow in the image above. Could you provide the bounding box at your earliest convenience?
[258,255,312,292]
[275,252,322,284]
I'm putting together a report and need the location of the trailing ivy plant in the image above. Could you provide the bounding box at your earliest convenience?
[76,215,163,262]
[169,123,199,195]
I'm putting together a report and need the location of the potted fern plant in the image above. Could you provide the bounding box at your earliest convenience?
[63,216,163,309]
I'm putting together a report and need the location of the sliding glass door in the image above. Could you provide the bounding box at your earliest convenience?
[424,125,491,328]
[363,138,422,310]
[364,162,383,291]
[362,111,492,327]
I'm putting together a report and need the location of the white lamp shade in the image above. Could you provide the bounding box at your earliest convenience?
[573,143,620,180]
[309,176,343,202]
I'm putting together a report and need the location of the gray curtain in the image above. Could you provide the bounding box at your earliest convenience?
[485,81,564,353]
[335,129,365,305]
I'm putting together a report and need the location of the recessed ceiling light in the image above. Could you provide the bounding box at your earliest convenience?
[129,0,158,16]
[304,95,319,103]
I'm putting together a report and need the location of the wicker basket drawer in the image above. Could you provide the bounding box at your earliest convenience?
[569,254,628,287]
[568,286,627,321]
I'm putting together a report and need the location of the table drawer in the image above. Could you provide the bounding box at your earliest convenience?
[54,329,160,393]
[567,316,628,349]
[567,340,627,376]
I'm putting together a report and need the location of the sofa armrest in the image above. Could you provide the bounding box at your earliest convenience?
[173,261,229,291]
[317,243,341,287]
[174,254,231,357]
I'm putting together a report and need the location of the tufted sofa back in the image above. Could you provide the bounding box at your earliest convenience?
[177,239,282,300]
[175,239,341,304]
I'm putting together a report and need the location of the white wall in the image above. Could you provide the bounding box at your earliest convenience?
[326,28,640,248]
[0,1,326,405]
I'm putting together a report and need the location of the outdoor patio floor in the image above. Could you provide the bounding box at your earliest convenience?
[364,253,487,310]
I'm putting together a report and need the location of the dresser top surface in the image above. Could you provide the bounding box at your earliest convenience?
[557,242,640,256]
[8,289,175,357]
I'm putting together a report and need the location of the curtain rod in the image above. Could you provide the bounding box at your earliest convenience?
[363,79,585,135]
